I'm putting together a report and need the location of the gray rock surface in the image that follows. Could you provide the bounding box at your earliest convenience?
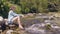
[25,23,60,34]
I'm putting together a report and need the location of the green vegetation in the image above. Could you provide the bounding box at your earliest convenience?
[0,0,60,18]
[45,24,51,30]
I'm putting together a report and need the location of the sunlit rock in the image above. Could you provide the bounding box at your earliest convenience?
[6,30,13,34]
[0,16,3,21]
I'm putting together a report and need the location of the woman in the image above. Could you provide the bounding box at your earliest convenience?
[8,6,24,29]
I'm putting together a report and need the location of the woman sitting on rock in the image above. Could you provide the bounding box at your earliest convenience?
[8,6,24,29]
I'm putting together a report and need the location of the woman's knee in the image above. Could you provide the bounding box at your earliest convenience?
[17,16,20,18]
[12,17,18,22]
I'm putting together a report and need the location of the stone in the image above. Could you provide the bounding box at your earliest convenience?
[25,23,60,34]
[25,24,46,34]
[6,30,13,34]
[27,13,34,17]
[0,16,3,22]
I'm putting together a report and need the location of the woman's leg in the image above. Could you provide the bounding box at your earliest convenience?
[12,16,23,29]
[17,16,24,29]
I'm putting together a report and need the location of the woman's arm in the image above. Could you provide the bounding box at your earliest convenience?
[11,11,19,17]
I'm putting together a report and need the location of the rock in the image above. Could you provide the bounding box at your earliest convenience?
[25,24,46,34]
[49,16,54,20]
[0,16,3,22]
[6,30,13,34]
[27,13,34,17]
[44,20,55,23]
[25,23,60,34]
[51,25,60,29]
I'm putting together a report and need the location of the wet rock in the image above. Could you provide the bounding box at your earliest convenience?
[25,23,60,34]
[44,20,55,23]
[25,24,46,34]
